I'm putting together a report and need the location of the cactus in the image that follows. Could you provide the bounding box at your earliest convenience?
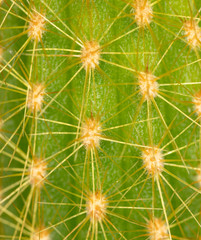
[0,0,201,239]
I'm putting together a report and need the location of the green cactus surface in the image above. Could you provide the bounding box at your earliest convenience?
[0,0,201,239]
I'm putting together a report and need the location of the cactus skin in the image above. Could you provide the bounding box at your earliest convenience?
[0,0,201,239]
